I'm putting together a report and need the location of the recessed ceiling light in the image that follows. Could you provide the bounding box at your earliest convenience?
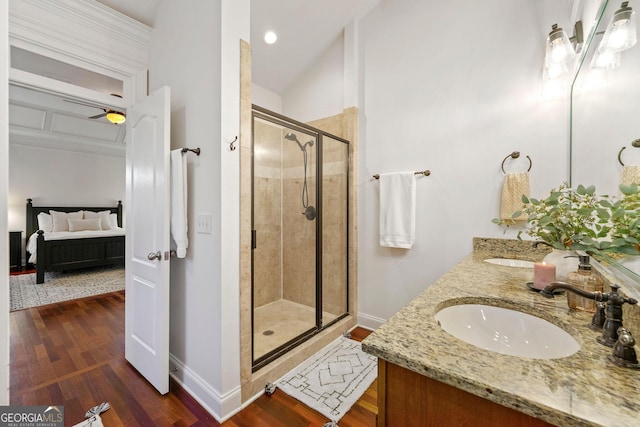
[264,31,278,44]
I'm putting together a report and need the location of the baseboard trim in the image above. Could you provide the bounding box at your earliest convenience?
[357,312,386,330]
[169,353,242,422]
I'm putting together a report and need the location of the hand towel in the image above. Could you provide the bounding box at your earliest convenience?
[501,172,530,221]
[170,149,188,258]
[379,172,416,249]
[620,165,640,187]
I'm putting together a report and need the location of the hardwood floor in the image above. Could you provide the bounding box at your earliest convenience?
[10,293,377,426]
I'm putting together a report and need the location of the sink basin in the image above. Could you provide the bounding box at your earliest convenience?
[435,304,579,359]
[484,258,534,268]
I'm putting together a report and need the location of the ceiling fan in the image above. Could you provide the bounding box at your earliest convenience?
[63,96,126,125]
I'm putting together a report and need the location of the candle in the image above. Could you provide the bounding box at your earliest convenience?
[533,262,556,290]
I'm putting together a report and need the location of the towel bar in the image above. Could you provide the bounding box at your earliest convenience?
[373,170,430,179]
[181,147,201,156]
[501,151,532,174]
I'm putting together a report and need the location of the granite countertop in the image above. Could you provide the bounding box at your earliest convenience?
[361,245,640,427]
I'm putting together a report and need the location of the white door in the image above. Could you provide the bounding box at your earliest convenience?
[125,86,171,394]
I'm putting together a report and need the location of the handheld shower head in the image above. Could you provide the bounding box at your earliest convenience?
[285,132,299,142]
[285,132,305,151]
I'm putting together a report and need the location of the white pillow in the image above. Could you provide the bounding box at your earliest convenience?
[50,210,83,232]
[68,218,102,232]
[37,212,53,232]
[109,213,119,229]
[83,210,113,230]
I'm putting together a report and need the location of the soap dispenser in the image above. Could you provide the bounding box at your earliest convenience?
[566,255,604,313]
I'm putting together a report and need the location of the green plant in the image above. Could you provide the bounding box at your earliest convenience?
[596,183,640,255]
[493,183,611,251]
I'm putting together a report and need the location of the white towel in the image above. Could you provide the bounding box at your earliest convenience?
[379,172,416,249]
[501,172,530,221]
[170,149,188,258]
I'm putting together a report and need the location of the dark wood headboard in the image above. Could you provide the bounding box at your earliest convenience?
[26,198,123,238]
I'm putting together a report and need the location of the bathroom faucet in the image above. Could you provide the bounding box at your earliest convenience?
[541,283,638,347]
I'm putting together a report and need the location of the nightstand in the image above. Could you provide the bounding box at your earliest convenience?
[9,231,22,271]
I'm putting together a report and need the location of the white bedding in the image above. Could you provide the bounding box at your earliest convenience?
[27,228,125,264]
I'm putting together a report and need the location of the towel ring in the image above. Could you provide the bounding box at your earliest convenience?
[618,139,640,166]
[501,151,532,174]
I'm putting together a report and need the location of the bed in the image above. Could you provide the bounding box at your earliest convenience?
[26,198,125,284]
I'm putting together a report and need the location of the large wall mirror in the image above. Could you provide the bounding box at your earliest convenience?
[571,0,640,294]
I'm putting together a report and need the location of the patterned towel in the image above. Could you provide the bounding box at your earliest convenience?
[621,165,640,187]
[501,172,530,221]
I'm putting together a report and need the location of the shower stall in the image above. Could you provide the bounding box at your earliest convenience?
[251,105,350,370]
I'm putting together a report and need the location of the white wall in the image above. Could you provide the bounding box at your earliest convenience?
[149,0,248,420]
[1,0,9,405]
[8,145,125,256]
[357,0,572,328]
[252,83,282,113]
[283,34,345,123]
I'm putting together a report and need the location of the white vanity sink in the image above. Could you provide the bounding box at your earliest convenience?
[435,304,579,359]
[484,258,534,268]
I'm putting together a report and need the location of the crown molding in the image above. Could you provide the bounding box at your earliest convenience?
[9,0,151,78]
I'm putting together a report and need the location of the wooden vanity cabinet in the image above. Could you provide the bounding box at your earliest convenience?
[377,359,553,427]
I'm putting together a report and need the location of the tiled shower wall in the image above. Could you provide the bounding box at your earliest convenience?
[252,121,283,307]
[253,120,349,319]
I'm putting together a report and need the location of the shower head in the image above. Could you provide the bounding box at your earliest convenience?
[285,132,299,142]
[285,132,314,152]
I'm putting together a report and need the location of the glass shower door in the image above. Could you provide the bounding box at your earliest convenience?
[321,134,349,324]
[252,114,318,364]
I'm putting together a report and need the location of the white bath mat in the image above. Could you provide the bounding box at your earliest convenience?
[277,336,377,424]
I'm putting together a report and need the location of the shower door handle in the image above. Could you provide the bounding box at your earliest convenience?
[251,230,257,249]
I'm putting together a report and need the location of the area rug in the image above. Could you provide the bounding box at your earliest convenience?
[9,266,125,311]
[277,336,377,424]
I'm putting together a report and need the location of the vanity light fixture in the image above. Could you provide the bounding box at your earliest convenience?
[264,31,278,44]
[545,21,583,67]
[598,2,637,53]
[542,21,583,95]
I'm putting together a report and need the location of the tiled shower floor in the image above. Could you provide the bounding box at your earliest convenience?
[253,299,339,360]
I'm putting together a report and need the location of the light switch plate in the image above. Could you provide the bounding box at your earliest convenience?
[196,213,212,234]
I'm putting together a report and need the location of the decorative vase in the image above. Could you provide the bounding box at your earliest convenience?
[543,249,578,283]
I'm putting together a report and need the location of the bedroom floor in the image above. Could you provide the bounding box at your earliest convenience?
[9,291,377,426]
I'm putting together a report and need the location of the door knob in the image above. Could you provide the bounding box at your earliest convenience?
[148,251,162,261]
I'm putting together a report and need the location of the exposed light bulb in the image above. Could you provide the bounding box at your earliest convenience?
[608,20,633,49]
[599,2,637,52]
[264,31,277,44]
[545,24,576,67]
[550,40,571,63]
